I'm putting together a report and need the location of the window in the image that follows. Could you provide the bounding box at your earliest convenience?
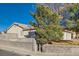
[29,31,35,38]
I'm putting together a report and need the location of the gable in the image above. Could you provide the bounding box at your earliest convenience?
[6,25,23,33]
[4,22,35,34]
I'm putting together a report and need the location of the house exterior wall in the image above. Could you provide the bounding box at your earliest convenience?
[6,25,27,38]
[22,31,29,36]
[72,32,76,39]
[63,32,71,40]
[7,25,22,33]
[6,25,35,38]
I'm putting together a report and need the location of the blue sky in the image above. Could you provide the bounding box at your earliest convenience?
[0,3,36,32]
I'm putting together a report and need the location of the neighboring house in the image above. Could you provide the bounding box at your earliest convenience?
[63,30,72,40]
[63,30,76,40]
[4,22,35,38]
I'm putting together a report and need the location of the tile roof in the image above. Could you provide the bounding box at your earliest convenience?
[13,22,35,30]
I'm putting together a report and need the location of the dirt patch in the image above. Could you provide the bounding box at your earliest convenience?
[50,40,79,45]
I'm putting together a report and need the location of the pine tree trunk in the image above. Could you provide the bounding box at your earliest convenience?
[40,44,43,52]
[37,43,40,51]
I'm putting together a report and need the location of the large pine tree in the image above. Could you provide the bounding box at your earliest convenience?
[30,5,63,52]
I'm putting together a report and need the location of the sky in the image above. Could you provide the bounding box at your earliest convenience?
[0,3,36,32]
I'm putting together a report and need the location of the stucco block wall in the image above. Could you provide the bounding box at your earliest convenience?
[0,40,37,51]
[42,44,79,55]
[0,33,37,52]
[0,33,18,40]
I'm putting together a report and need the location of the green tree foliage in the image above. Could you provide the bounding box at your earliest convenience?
[60,3,79,38]
[30,5,63,44]
[77,20,79,30]
[65,20,74,30]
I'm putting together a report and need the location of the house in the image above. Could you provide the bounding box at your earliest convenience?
[4,22,35,38]
[63,30,72,40]
[63,30,76,40]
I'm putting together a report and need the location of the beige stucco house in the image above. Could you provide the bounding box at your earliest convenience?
[4,22,35,38]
